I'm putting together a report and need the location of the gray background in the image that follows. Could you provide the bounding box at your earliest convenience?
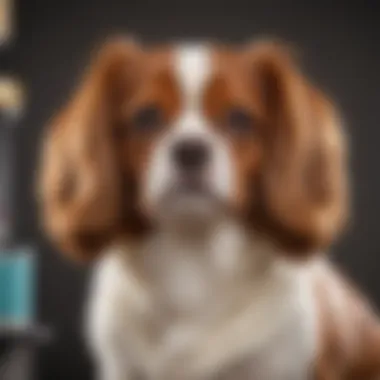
[6,0,380,378]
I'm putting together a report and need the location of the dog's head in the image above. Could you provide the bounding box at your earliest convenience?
[38,37,349,261]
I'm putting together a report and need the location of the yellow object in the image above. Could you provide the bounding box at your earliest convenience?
[0,76,25,114]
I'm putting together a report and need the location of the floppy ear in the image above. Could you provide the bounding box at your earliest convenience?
[38,38,140,261]
[247,41,349,255]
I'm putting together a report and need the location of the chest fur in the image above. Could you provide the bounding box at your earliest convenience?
[89,237,318,380]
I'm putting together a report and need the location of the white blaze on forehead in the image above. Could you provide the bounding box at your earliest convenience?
[174,44,213,133]
[174,44,212,107]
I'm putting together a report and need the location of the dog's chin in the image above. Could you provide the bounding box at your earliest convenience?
[151,187,227,231]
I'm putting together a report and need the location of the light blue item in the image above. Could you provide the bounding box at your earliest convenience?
[0,248,36,326]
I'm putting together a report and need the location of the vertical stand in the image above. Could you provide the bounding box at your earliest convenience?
[0,76,52,380]
[0,5,52,379]
[0,76,23,248]
[0,113,15,247]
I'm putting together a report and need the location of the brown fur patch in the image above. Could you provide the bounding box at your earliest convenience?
[205,42,349,256]
[204,49,264,211]
[38,39,181,260]
[314,266,380,379]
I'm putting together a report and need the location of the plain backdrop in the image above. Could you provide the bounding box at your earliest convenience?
[7,0,380,379]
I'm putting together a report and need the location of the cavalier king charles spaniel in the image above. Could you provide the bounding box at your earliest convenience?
[38,37,380,380]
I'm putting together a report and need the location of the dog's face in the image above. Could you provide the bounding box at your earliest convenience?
[126,45,264,226]
[38,38,348,260]
[119,46,235,226]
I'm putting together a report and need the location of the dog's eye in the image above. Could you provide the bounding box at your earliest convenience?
[225,108,254,134]
[132,105,162,133]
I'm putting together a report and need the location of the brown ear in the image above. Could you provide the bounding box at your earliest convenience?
[38,38,140,261]
[247,41,349,256]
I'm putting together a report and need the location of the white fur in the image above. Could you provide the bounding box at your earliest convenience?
[175,44,211,113]
[86,224,319,380]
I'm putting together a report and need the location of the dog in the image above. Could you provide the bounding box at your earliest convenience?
[38,37,380,380]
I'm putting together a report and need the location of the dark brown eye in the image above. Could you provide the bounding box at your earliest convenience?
[132,105,163,133]
[225,107,254,134]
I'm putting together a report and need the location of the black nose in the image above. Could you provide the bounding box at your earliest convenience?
[172,139,210,171]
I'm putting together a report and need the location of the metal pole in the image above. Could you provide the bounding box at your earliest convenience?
[0,77,24,249]
[0,114,15,248]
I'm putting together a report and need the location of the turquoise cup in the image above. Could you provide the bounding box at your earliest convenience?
[0,248,36,327]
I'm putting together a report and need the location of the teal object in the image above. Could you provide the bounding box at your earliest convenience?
[0,248,36,326]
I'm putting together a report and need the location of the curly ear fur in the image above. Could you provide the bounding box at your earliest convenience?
[247,41,349,255]
[38,38,140,261]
